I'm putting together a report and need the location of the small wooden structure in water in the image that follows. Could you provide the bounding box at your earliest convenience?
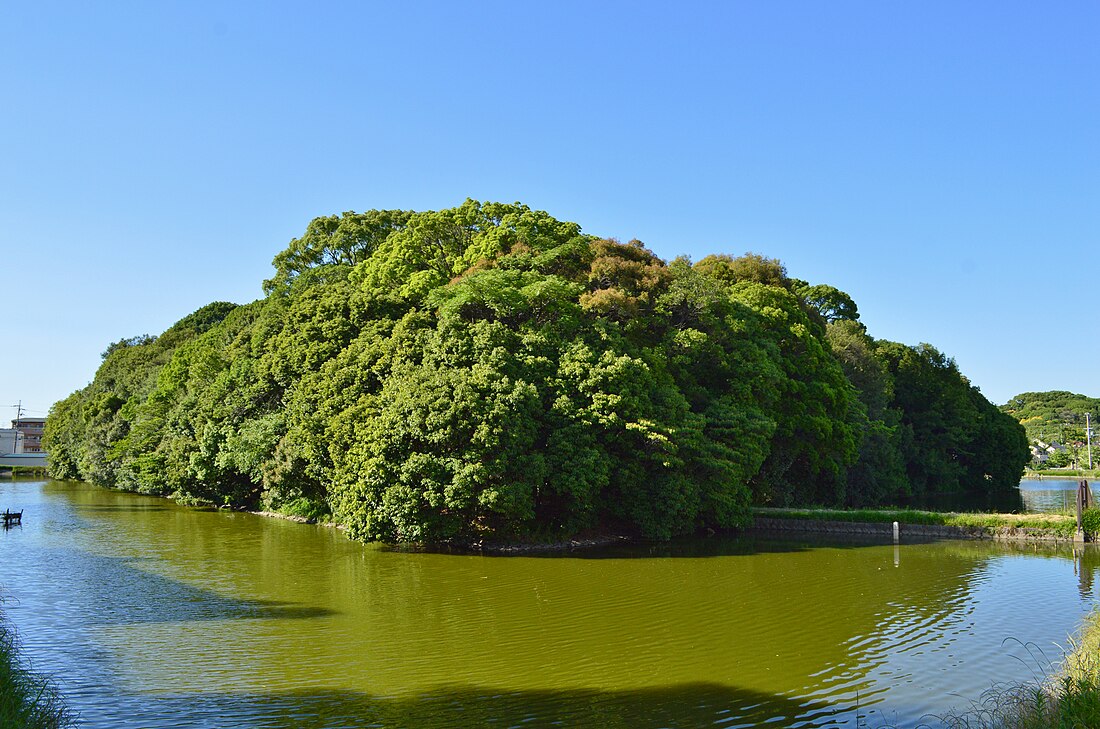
[1075,479,1094,544]
[2,509,22,527]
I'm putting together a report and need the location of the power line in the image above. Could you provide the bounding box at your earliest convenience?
[7,403,47,418]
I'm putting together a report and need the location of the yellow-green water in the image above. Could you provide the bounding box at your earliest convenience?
[1,480,1097,728]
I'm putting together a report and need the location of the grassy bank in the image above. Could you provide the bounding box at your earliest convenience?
[1042,609,1100,726]
[1025,468,1100,479]
[0,617,74,728]
[753,507,1080,539]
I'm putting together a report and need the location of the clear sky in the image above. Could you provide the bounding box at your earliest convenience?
[1,1,1097,424]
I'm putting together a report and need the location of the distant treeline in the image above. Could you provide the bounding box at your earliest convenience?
[44,201,1029,543]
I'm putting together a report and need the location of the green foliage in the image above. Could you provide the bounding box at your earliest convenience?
[264,209,413,294]
[1082,507,1100,537]
[1003,390,1100,439]
[876,341,1029,498]
[793,281,859,323]
[45,201,1028,544]
[41,394,84,480]
[693,252,790,289]
[277,496,329,522]
[1047,450,1074,468]
[726,281,860,506]
[1003,391,1099,472]
[823,320,907,506]
[43,301,239,489]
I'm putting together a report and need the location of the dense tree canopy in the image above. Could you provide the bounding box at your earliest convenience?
[43,201,1030,543]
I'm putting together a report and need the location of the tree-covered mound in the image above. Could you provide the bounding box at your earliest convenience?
[1002,391,1100,444]
[44,201,1029,543]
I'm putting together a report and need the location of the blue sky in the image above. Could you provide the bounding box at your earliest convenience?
[1,1,1097,423]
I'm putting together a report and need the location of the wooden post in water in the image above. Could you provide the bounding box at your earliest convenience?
[892,521,899,544]
[1075,479,1090,544]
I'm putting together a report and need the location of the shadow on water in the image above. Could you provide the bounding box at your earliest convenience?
[551,535,1100,565]
[90,682,866,729]
[417,531,910,561]
[34,549,334,626]
[432,528,1029,560]
[75,504,172,512]
[591,533,899,560]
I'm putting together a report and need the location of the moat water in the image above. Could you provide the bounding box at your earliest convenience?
[1,480,1097,728]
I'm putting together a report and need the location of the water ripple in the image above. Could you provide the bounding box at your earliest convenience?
[0,482,1095,727]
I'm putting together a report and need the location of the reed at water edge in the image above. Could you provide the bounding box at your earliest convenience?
[0,608,75,729]
[905,610,1100,729]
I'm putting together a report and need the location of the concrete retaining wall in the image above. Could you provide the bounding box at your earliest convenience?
[751,517,1072,543]
[0,453,47,468]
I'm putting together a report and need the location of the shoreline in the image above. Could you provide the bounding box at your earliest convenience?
[751,507,1084,543]
[249,509,340,528]
[248,505,1089,551]
[248,508,636,553]
[27,478,1075,550]
[750,516,1080,543]
[1023,470,1100,479]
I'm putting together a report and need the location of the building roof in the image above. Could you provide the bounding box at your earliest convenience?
[11,418,46,427]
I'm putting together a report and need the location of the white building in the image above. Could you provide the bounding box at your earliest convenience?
[0,428,23,455]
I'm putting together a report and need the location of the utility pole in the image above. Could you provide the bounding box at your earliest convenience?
[1087,412,1094,471]
[9,401,25,454]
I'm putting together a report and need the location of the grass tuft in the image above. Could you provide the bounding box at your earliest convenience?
[0,617,76,729]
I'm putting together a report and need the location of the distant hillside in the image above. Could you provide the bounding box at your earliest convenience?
[1002,391,1100,443]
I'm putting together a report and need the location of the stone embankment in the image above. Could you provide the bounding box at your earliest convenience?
[752,517,1074,542]
[251,507,1081,548]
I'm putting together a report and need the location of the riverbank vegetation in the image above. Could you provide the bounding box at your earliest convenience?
[1026,467,1100,479]
[43,201,1029,544]
[1040,609,1100,728]
[0,616,74,728]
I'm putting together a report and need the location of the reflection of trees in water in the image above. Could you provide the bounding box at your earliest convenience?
[73,683,853,729]
[1020,484,1079,514]
[940,540,1098,601]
